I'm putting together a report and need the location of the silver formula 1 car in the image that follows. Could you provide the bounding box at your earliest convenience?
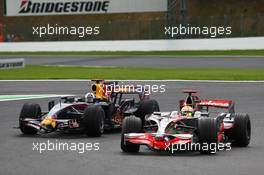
[121,90,251,154]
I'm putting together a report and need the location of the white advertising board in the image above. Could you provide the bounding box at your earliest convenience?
[5,0,167,16]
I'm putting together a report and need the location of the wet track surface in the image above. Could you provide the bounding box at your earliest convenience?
[0,81,264,175]
[1,56,264,68]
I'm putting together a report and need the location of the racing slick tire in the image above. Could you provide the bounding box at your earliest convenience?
[231,113,251,147]
[121,116,142,153]
[134,99,160,125]
[19,103,42,135]
[198,117,219,154]
[82,105,105,137]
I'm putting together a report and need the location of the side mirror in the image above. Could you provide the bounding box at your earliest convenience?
[48,100,55,111]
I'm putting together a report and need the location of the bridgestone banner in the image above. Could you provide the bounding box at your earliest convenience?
[5,0,167,16]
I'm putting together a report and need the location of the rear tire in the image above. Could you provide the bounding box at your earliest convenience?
[198,118,219,154]
[19,103,41,135]
[232,113,251,147]
[121,116,142,153]
[135,99,160,125]
[82,105,105,137]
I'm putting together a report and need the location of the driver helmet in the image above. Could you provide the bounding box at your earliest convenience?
[181,105,194,117]
[85,93,95,103]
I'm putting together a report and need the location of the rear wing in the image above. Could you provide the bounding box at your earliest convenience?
[198,100,235,113]
[111,85,150,101]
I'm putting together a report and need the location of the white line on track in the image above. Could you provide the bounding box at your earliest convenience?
[0,94,74,102]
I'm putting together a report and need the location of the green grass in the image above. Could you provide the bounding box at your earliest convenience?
[0,50,264,56]
[0,65,263,80]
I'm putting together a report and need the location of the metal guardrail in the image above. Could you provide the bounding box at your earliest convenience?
[1,37,263,52]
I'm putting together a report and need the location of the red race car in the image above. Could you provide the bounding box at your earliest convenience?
[121,90,251,154]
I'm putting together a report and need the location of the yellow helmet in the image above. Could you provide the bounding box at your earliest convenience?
[181,106,194,117]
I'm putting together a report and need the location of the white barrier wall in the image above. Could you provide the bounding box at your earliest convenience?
[0,37,263,52]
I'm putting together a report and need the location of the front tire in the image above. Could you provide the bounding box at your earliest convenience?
[121,116,142,153]
[82,105,105,137]
[198,118,219,154]
[19,103,41,135]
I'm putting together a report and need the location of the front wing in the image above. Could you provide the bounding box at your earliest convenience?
[124,133,193,150]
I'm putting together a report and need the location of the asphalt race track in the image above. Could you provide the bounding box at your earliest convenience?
[2,56,264,68]
[0,81,264,175]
